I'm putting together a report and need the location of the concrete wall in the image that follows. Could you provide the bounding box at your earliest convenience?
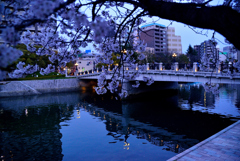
[0,79,83,97]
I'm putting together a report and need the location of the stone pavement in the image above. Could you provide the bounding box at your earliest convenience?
[167,120,240,161]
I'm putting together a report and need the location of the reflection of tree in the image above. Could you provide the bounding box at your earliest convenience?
[179,84,215,108]
[0,105,74,161]
[85,89,234,146]
[79,92,232,155]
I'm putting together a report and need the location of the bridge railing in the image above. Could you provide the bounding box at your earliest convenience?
[75,62,240,77]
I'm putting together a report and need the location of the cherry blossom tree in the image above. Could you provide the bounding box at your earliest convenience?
[0,0,240,97]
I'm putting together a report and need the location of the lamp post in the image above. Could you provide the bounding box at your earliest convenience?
[121,49,127,70]
[172,53,177,62]
[121,49,127,54]
[75,62,78,76]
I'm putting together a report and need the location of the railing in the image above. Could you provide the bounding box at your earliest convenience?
[70,62,240,78]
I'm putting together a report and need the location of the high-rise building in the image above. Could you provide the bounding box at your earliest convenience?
[223,46,239,60]
[223,46,232,53]
[140,23,168,54]
[167,27,182,55]
[199,40,219,60]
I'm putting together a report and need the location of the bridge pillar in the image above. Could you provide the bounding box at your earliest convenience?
[136,63,138,70]
[229,62,233,73]
[174,62,179,71]
[159,62,163,71]
[193,62,198,72]
[218,62,221,73]
[147,63,149,70]
[65,68,68,77]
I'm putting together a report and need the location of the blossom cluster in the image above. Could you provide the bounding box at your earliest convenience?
[40,64,55,75]
[1,0,231,98]
[8,62,38,78]
[0,44,23,69]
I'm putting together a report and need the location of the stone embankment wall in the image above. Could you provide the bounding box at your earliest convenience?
[0,78,86,97]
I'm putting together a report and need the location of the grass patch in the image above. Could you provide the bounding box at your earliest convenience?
[6,72,76,81]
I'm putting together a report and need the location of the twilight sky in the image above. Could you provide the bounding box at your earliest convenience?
[143,17,228,53]
[81,0,228,54]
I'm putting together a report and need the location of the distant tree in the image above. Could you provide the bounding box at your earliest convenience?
[177,54,189,64]
[186,45,198,63]
[154,53,172,64]
[96,53,120,68]
[3,44,53,72]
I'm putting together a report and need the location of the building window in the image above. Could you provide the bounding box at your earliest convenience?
[155,33,159,36]
[155,49,160,51]
[155,45,160,47]
[155,41,160,43]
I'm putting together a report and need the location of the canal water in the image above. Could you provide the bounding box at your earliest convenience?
[0,83,239,161]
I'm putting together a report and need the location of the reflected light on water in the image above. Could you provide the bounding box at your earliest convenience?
[0,84,239,161]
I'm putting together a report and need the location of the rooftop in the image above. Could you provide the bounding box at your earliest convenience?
[219,52,228,55]
[141,23,166,28]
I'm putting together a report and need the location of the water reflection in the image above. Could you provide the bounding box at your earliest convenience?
[179,83,240,119]
[0,93,79,161]
[0,83,239,161]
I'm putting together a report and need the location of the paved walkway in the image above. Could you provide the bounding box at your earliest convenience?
[168,120,240,161]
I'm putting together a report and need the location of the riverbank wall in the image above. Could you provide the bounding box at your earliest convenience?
[0,78,97,97]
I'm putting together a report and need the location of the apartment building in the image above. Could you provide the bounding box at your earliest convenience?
[223,46,239,60]
[140,23,168,54]
[199,40,219,60]
[167,27,182,55]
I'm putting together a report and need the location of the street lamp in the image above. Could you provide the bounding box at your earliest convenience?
[75,62,78,76]
[121,49,127,70]
[121,49,127,54]
[172,53,177,62]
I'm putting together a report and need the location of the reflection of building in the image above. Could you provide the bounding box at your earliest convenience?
[167,27,182,55]
[179,84,215,108]
[140,23,168,54]
[0,105,70,161]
